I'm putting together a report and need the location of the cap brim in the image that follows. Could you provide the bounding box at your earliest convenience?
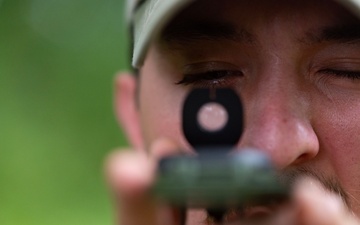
[132,0,360,68]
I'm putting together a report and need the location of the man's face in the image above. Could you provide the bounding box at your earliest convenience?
[135,0,360,219]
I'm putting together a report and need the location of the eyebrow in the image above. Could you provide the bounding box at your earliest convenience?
[161,21,255,46]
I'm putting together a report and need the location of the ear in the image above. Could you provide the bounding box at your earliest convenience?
[114,73,144,150]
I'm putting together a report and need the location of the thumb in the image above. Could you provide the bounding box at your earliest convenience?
[294,178,359,225]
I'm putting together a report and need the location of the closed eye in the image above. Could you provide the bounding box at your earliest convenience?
[319,69,360,80]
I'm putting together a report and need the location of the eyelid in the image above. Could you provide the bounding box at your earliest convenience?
[183,61,240,74]
[176,70,243,88]
[318,69,360,79]
[312,58,360,71]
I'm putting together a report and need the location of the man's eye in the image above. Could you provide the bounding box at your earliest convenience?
[319,69,360,80]
[175,70,243,88]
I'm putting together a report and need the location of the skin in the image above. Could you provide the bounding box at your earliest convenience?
[107,0,360,224]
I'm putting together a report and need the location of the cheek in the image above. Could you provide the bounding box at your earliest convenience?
[138,65,189,149]
[313,97,360,197]
[315,102,360,164]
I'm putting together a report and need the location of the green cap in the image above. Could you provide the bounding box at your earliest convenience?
[127,0,360,68]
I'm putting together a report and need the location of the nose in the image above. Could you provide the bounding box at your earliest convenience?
[239,73,319,169]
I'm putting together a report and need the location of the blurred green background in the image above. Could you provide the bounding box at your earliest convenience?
[0,0,129,224]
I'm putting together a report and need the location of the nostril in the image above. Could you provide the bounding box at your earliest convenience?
[292,152,315,165]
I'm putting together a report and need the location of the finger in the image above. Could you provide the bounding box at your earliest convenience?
[294,178,359,225]
[106,150,155,197]
[149,137,188,160]
[105,150,155,224]
[106,150,180,225]
[149,138,193,224]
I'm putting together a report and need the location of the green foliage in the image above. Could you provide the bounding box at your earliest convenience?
[0,0,129,224]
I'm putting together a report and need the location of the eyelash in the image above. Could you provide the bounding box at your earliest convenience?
[175,68,360,89]
[175,70,243,88]
[319,69,360,80]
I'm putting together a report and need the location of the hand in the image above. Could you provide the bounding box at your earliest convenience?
[241,179,360,225]
[105,141,360,225]
[105,138,186,225]
[291,178,359,225]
